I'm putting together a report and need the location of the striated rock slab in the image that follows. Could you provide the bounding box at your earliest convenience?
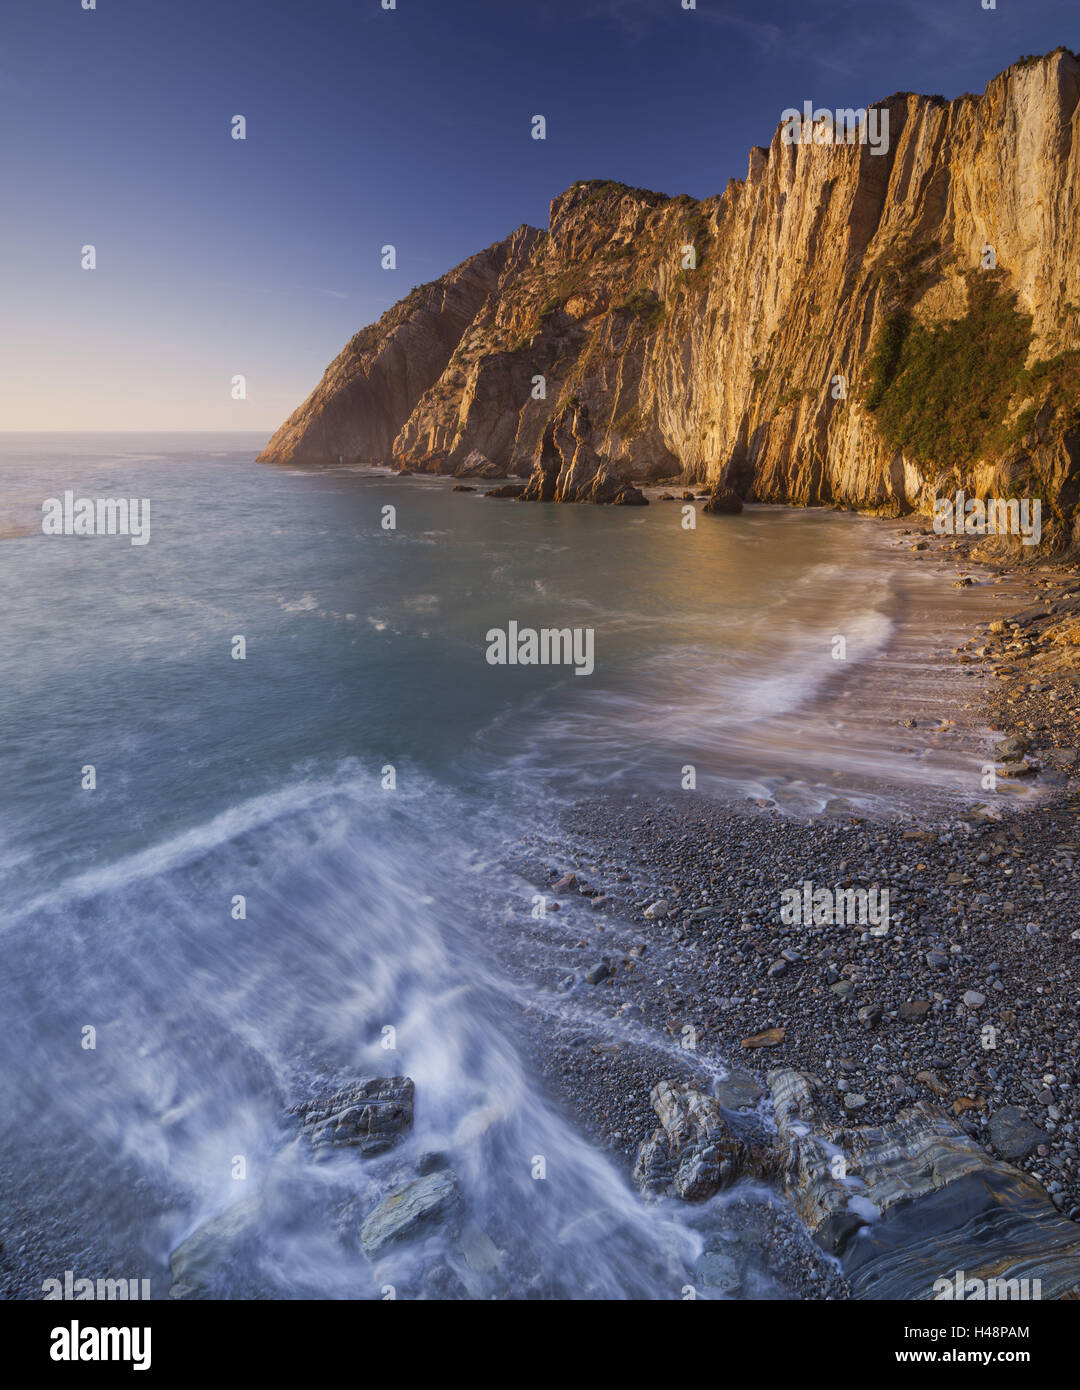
[359,1170,461,1257]
[168,1196,262,1300]
[292,1076,414,1157]
[633,1079,773,1200]
[767,1068,1080,1300]
[522,402,650,505]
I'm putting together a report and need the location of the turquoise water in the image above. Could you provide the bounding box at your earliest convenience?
[0,433,1023,1298]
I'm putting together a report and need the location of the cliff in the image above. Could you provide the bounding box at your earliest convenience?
[259,49,1080,544]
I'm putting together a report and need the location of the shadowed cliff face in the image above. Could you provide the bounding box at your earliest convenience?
[259,49,1080,540]
[256,225,540,467]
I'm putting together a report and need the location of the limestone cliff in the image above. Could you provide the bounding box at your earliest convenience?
[257,226,539,466]
[259,49,1080,543]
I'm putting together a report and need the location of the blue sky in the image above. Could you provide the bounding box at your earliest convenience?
[0,0,1074,430]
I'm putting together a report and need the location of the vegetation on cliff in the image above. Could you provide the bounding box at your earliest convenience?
[864,272,1080,480]
[864,276,1033,472]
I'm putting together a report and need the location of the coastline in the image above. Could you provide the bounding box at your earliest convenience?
[490,522,1080,1296]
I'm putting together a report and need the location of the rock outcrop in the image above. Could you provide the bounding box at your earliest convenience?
[633,1078,774,1199]
[257,227,539,468]
[634,1069,1080,1300]
[358,1170,461,1257]
[260,49,1080,542]
[291,1076,414,1156]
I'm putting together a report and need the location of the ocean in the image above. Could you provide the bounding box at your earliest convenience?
[0,432,1032,1298]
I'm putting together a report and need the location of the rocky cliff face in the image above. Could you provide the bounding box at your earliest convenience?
[257,226,539,467]
[259,49,1080,543]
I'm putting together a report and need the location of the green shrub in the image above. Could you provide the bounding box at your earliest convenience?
[615,287,665,329]
[863,275,1033,471]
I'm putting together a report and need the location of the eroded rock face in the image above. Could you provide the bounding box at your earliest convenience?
[260,50,1080,532]
[292,1076,414,1156]
[633,1079,773,1200]
[766,1068,1080,1300]
[521,402,649,505]
[634,1068,1080,1298]
[258,226,539,468]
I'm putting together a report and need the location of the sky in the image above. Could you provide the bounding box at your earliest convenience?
[0,0,1075,432]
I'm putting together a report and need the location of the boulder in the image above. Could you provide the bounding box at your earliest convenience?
[292,1076,414,1156]
[168,1197,262,1299]
[702,487,744,515]
[359,1170,461,1257]
[767,1068,1080,1298]
[458,448,503,478]
[989,1106,1048,1162]
[633,1080,772,1200]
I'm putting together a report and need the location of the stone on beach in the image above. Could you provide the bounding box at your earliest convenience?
[359,1170,461,1257]
[293,1076,414,1156]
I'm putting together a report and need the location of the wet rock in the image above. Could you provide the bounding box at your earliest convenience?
[360,1170,461,1257]
[741,1026,786,1049]
[551,872,578,893]
[767,1069,1080,1298]
[458,1220,502,1275]
[168,1197,262,1299]
[420,1262,470,1299]
[990,1106,1048,1162]
[483,484,526,498]
[703,487,743,515]
[714,1069,764,1110]
[899,999,932,1021]
[963,990,986,1009]
[633,1080,770,1200]
[293,1077,414,1157]
[694,1249,741,1294]
[584,959,613,984]
[643,899,669,919]
[998,759,1038,777]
